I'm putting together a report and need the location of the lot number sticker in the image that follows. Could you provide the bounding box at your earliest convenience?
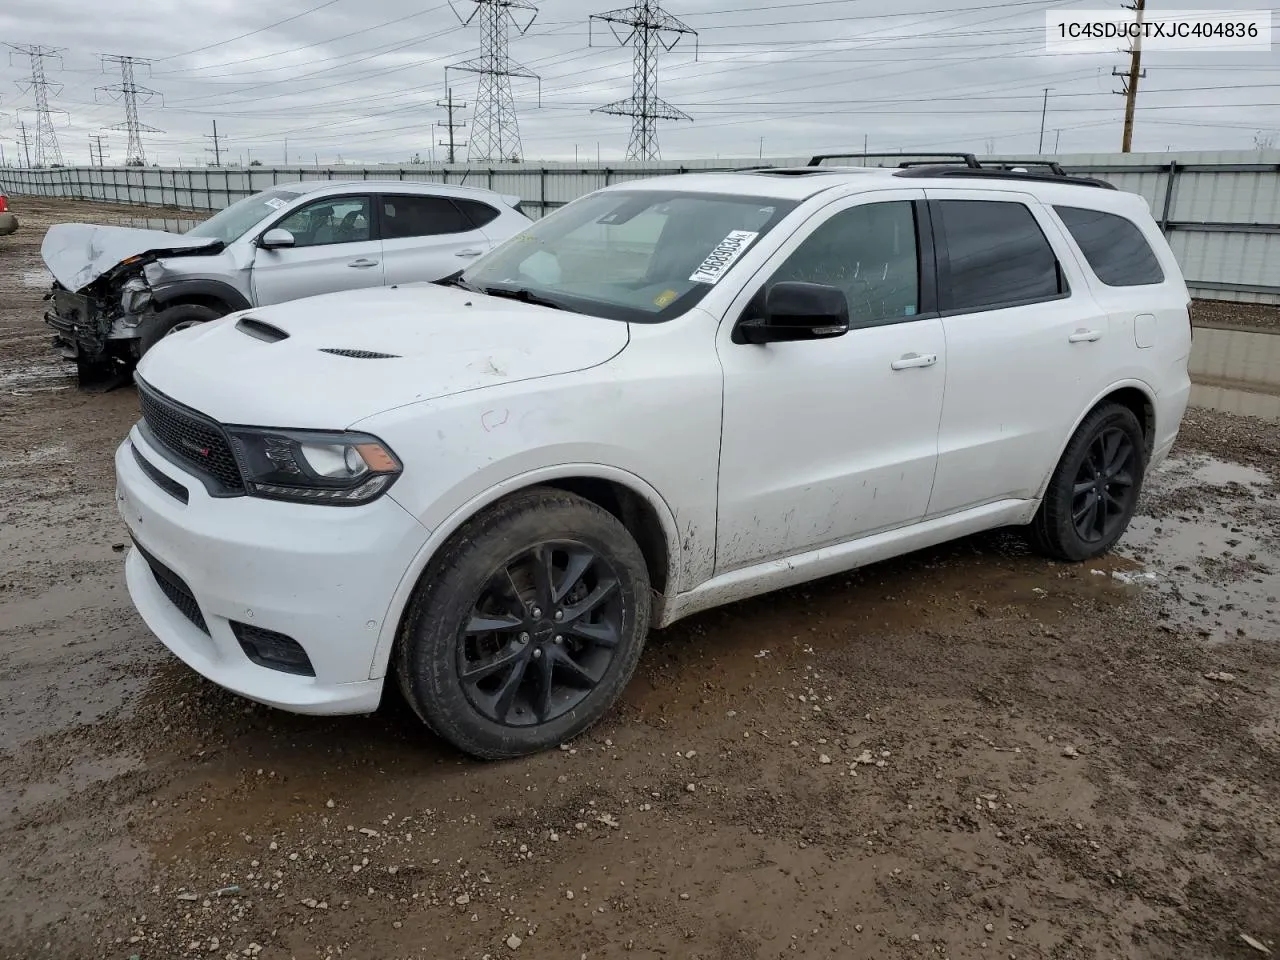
[690,231,759,285]
[264,198,287,210]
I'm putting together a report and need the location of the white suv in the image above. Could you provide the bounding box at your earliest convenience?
[114,156,1192,759]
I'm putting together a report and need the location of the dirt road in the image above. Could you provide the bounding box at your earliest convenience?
[2,198,1279,960]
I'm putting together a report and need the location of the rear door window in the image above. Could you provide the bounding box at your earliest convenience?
[380,195,477,240]
[935,199,1067,313]
[1054,205,1165,286]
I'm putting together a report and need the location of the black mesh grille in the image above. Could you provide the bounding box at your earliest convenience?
[136,378,243,493]
[319,348,400,359]
[133,539,209,635]
[230,621,316,676]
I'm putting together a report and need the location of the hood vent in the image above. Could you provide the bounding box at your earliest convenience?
[236,317,290,342]
[319,348,401,359]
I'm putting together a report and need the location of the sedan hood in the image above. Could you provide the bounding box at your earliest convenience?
[136,283,631,429]
[42,223,222,291]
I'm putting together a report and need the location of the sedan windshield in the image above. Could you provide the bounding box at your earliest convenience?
[459,190,799,322]
[185,188,303,244]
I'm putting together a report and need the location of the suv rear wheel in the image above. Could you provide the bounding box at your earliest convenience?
[1028,402,1147,562]
[395,487,651,759]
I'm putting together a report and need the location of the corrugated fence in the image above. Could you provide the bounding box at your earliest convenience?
[3,150,1278,305]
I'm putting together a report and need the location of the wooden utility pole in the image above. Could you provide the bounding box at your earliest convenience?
[1112,0,1147,153]
[204,119,224,167]
[16,120,33,168]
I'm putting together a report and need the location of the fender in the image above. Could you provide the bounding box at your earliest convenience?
[150,278,251,313]
[1033,377,1158,500]
[365,462,685,682]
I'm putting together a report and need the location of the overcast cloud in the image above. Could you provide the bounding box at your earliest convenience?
[1,0,1277,166]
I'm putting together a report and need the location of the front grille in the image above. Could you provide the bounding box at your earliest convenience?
[133,539,209,635]
[135,378,243,494]
[230,621,316,676]
[132,443,189,504]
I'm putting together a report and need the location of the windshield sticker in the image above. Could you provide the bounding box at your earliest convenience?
[653,289,679,308]
[263,198,287,210]
[689,231,759,285]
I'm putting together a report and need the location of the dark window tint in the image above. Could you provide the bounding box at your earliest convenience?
[937,200,1066,312]
[276,196,371,247]
[1054,205,1165,286]
[768,201,921,325]
[380,195,475,240]
[454,198,501,228]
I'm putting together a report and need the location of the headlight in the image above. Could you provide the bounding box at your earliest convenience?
[226,427,402,506]
[121,277,153,315]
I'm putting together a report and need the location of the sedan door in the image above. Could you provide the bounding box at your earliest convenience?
[377,194,497,285]
[251,194,383,306]
[714,190,947,574]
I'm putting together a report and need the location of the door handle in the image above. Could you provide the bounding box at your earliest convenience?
[1068,329,1102,343]
[455,249,484,258]
[348,258,379,269]
[891,353,938,371]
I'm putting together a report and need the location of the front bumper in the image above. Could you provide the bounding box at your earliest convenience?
[115,426,430,715]
[0,212,17,236]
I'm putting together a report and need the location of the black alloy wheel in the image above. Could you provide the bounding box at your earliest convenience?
[1070,426,1138,544]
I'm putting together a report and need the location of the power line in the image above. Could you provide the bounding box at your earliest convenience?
[437,87,468,164]
[154,0,348,62]
[590,0,698,161]
[98,55,163,165]
[7,43,67,167]
[449,0,541,162]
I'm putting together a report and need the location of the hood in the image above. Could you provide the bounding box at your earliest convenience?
[42,223,222,292]
[136,283,631,429]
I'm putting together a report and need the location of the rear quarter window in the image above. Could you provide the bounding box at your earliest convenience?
[1054,205,1165,287]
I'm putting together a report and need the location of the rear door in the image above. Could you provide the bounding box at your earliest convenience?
[377,194,496,285]
[923,189,1115,517]
[251,194,383,306]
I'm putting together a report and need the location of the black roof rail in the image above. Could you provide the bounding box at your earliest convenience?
[893,166,1117,190]
[808,152,980,168]
[983,159,1069,176]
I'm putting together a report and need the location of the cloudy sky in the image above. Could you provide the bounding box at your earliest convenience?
[1,0,1277,167]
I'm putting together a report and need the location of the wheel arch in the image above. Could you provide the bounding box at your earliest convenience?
[367,464,683,682]
[1035,379,1158,500]
[150,279,250,314]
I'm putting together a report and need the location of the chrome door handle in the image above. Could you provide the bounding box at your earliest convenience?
[348,258,379,269]
[1068,329,1102,343]
[891,352,938,371]
[455,249,484,258]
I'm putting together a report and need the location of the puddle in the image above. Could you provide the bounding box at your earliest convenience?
[1190,383,1280,421]
[1190,327,1280,390]
[1119,455,1278,645]
[21,269,51,289]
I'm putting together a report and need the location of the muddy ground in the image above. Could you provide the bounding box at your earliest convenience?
[2,198,1279,960]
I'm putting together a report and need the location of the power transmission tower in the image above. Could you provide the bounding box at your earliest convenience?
[589,1,697,162]
[7,44,67,167]
[436,87,468,164]
[448,0,541,163]
[90,134,109,166]
[15,119,33,168]
[98,55,162,166]
[205,119,224,166]
[1112,0,1146,153]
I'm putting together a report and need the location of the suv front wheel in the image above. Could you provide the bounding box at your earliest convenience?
[395,487,652,759]
[138,303,224,357]
[1028,402,1148,562]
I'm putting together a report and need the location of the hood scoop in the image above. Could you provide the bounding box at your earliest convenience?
[237,317,290,342]
[319,348,401,359]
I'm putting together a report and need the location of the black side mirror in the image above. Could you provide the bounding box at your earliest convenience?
[736,281,850,345]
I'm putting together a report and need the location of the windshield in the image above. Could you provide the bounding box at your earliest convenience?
[185,188,304,244]
[459,189,799,322]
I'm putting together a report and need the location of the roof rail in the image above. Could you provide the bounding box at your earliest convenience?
[893,166,1117,190]
[982,159,1068,176]
[808,152,980,168]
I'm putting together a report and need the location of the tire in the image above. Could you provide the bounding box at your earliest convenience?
[137,303,224,357]
[1027,402,1148,562]
[394,487,652,760]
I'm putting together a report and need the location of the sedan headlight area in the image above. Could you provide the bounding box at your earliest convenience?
[226,427,402,505]
[121,277,153,315]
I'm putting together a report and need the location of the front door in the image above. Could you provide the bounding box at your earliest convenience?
[251,194,384,306]
[714,191,947,574]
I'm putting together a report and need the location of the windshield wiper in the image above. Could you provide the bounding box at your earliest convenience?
[434,271,479,292]
[480,285,567,311]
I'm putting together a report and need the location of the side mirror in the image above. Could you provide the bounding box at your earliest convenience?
[259,228,296,250]
[736,281,850,345]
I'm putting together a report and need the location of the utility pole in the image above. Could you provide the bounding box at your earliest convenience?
[16,119,33,168]
[449,0,541,163]
[204,119,223,166]
[89,134,109,166]
[98,55,161,165]
[7,44,67,167]
[436,87,468,164]
[1055,129,1061,152]
[1038,88,1050,153]
[589,0,697,162]
[1112,0,1146,153]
